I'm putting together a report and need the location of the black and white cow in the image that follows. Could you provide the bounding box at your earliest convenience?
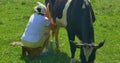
[45,0,105,63]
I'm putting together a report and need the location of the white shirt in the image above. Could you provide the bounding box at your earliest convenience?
[21,14,50,42]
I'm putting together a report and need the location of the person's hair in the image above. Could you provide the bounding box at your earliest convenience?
[34,2,47,15]
[37,8,41,13]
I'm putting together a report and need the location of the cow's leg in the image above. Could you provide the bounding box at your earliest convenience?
[67,31,76,58]
[66,27,76,63]
[55,27,59,48]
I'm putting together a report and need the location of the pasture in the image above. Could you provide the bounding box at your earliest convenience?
[0,0,120,63]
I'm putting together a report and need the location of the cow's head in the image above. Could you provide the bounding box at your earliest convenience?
[71,40,105,63]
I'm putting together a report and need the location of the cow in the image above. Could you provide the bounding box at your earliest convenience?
[45,0,105,63]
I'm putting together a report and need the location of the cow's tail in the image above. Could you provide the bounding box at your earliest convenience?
[51,24,58,38]
[10,42,23,46]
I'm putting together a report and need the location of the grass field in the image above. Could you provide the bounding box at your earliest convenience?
[0,0,120,63]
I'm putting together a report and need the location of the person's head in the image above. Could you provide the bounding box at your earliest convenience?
[34,2,47,15]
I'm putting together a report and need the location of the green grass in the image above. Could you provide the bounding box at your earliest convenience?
[0,0,120,63]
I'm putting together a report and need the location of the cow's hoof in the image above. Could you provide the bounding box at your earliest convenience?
[70,58,76,63]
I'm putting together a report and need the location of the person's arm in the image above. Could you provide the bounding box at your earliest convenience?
[45,23,51,33]
[44,17,51,35]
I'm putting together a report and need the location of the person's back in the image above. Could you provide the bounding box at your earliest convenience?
[21,13,50,43]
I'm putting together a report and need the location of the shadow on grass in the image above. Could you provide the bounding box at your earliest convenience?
[20,42,80,63]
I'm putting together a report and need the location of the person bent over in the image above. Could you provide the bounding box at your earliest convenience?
[21,2,50,58]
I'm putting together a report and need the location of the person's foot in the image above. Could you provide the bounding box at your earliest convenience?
[70,58,76,63]
[40,51,49,56]
[40,48,50,56]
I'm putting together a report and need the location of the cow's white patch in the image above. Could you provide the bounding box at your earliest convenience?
[83,47,94,61]
[56,0,72,27]
[82,0,90,9]
[82,3,86,9]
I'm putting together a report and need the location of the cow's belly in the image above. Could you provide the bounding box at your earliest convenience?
[56,0,72,27]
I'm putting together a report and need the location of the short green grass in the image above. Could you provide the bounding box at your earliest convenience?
[0,0,120,63]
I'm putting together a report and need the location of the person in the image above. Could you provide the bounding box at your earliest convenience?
[21,2,50,57]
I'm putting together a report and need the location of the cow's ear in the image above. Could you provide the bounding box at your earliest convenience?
[76,43,84,48]
[97,39,105,49]
[70,40,82,48]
